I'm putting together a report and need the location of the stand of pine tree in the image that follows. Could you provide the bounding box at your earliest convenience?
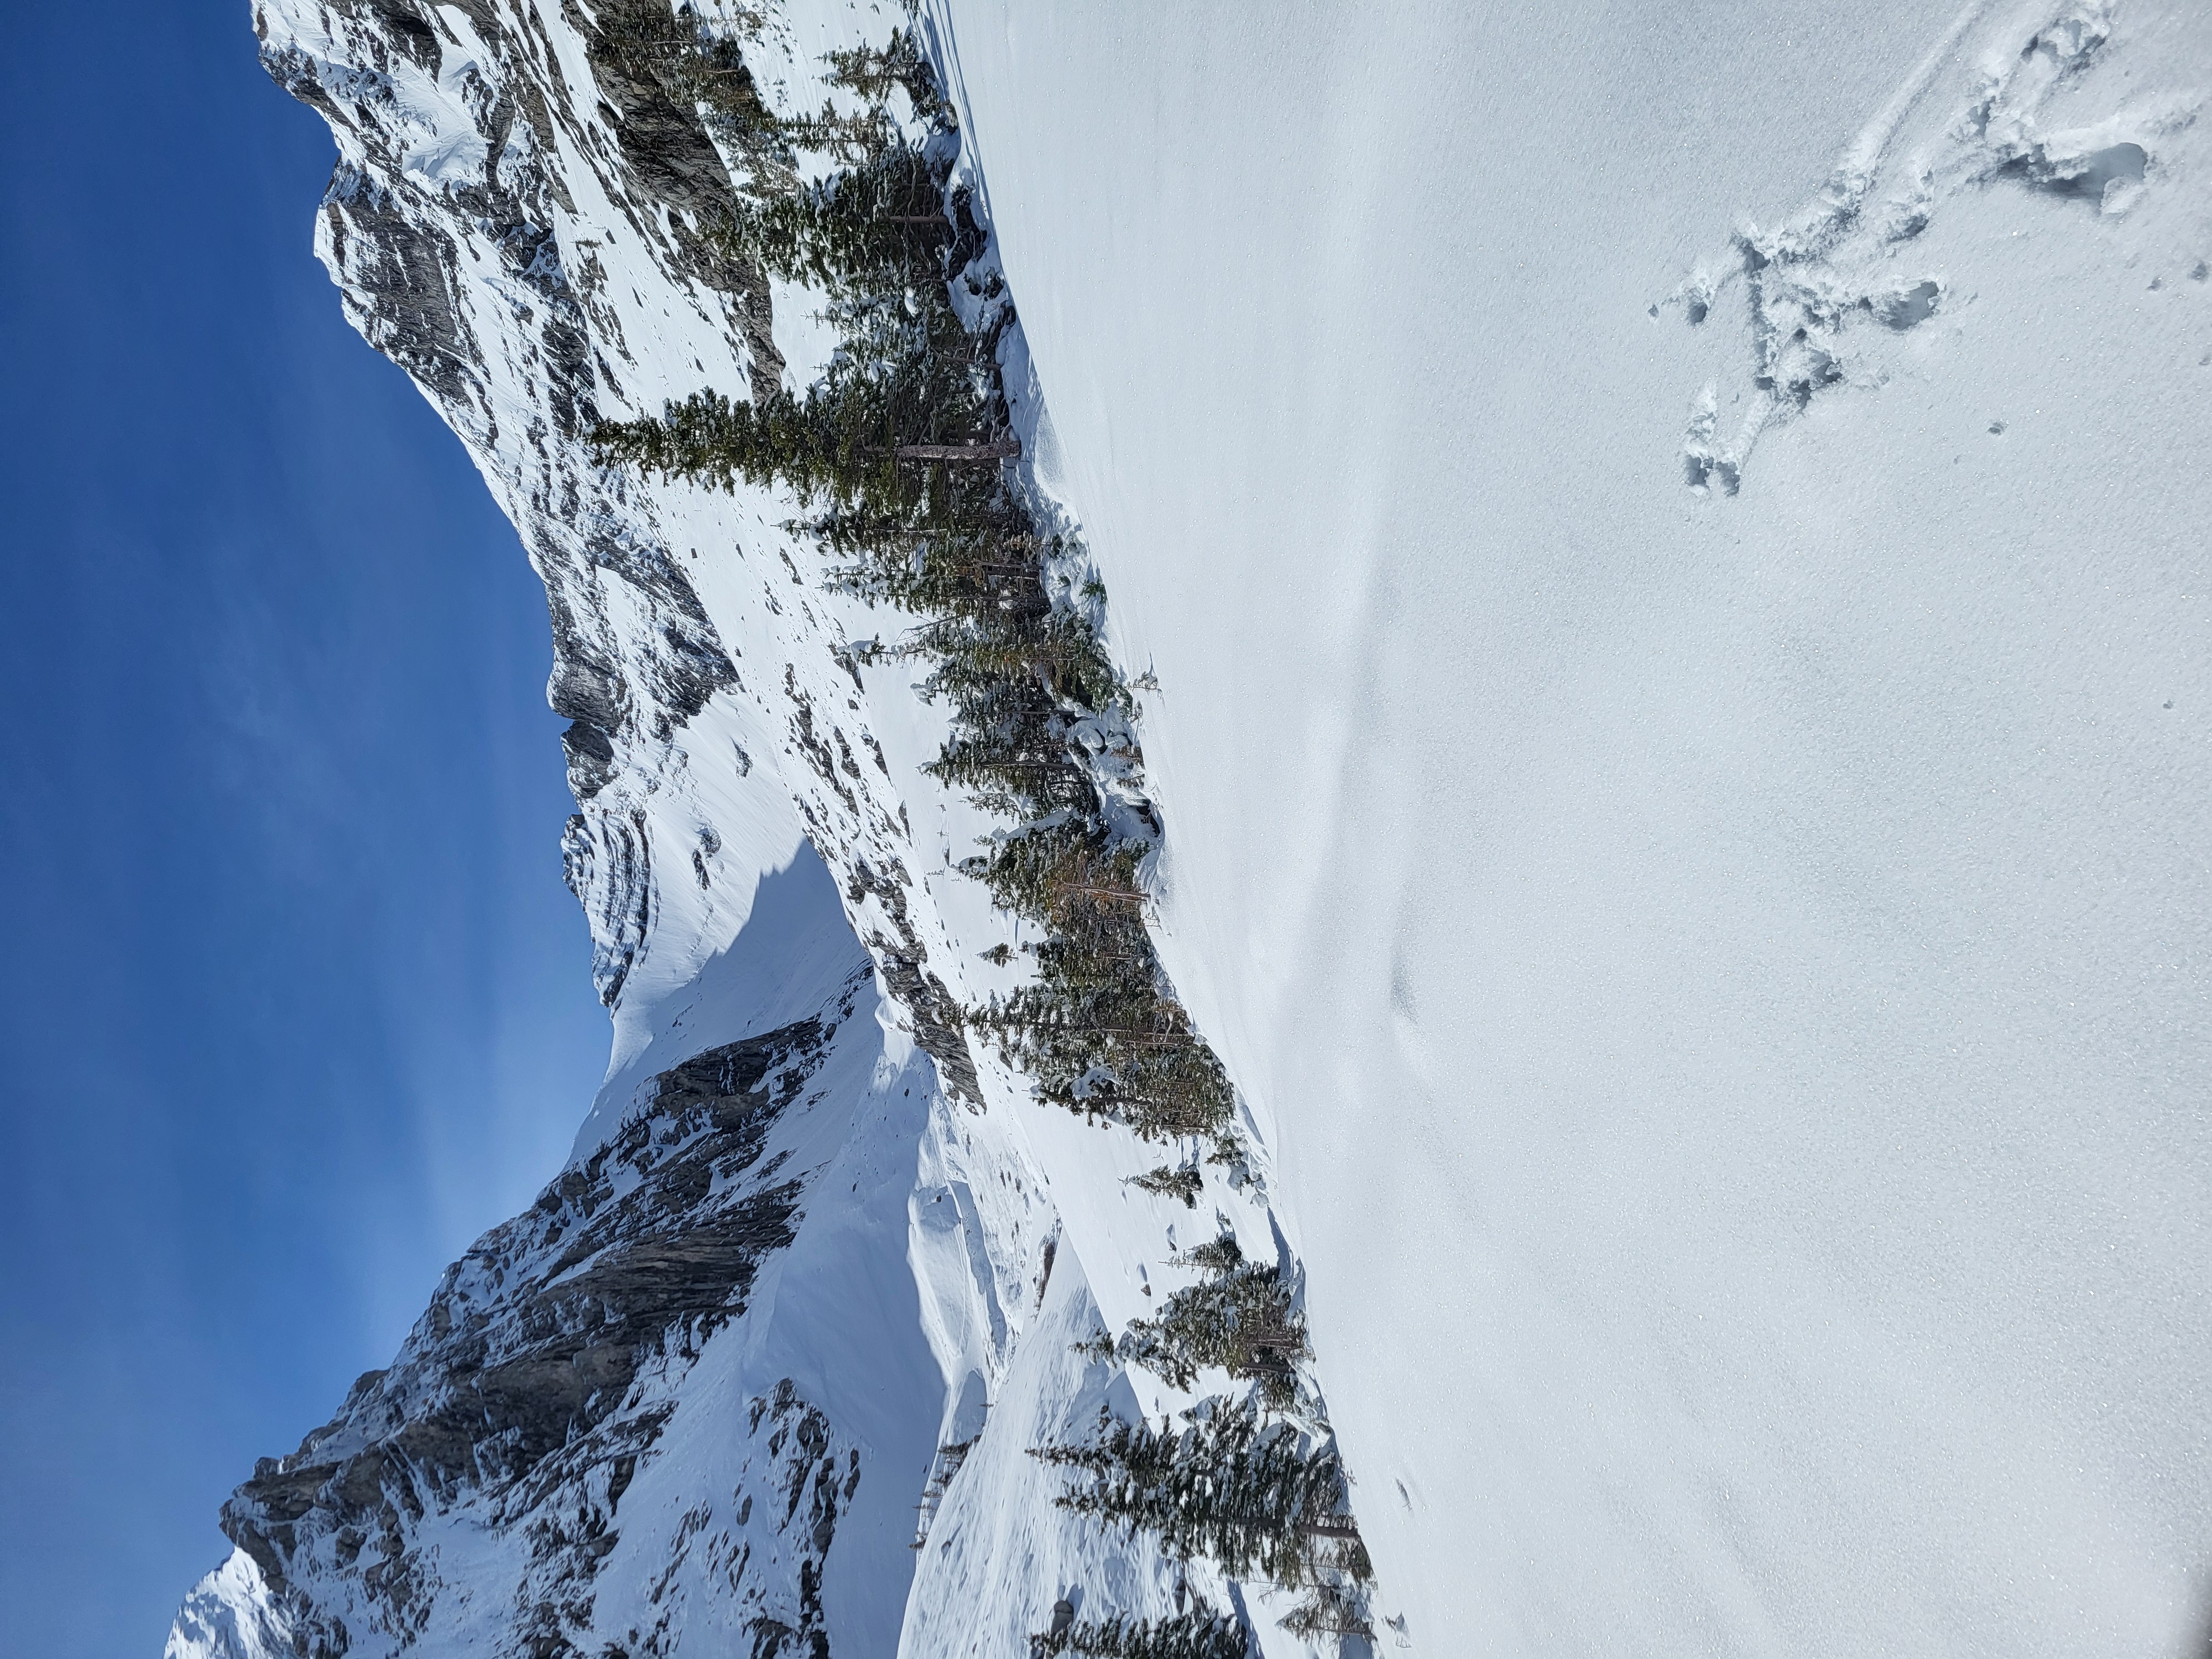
[1032,1609,1250,1659]
[1281,1580,1376,1644]
[1032,1401,1365,1589]
[1110,1234,1309,1408]
[588,18,1373,1646]
[587,17,1237,1149]
[1127,1164,1206,1208]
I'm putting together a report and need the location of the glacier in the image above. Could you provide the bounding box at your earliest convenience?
[172,0,2210,1656]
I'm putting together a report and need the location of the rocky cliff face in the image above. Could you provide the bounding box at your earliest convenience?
[222,983,875,1659]
[249,0,982,1084]
[169,3,1365,1656]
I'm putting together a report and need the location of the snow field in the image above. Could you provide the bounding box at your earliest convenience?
[930,0,2212,1653]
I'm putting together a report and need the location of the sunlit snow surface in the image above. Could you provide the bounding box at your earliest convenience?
[173,0,2209,1653]
[929,0,2212,1653]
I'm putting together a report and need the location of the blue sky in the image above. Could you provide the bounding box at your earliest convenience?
[0,7,609,1654]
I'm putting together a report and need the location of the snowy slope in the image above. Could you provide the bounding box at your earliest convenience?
[929,1,2212,1655]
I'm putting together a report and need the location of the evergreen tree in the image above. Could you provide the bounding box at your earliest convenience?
[598,217,1015,498]
[1127,1165,1204,1208]
[589,345,1014,514]
[1113,1234,1308,1407]
[1033,1609,1248,1659]
[712,142,963,296]
[587,20,1235,1154]
[821,29,943,124]
[1281,1580,1374,1642]
[984,917,1235,1141]
[1032,1401,1361,1587]
[961,816,1235,1145]
[815,504,1049,619]
[779,27,943,163]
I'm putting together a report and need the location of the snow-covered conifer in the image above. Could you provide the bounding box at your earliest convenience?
[1033,1608,1249,1659]
[1113,1234,1308,1406]
[1128,1165,1205,1207]
[1033,1401,1362,1586]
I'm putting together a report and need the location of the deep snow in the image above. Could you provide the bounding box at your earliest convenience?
[930,0,2212,1653]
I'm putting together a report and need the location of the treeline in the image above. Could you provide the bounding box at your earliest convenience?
[585,10,1364,1649]
[589,11,1235,1156]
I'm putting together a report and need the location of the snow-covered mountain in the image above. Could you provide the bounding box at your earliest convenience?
[173,0,2211,1655]
[173,3,1365,1656]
